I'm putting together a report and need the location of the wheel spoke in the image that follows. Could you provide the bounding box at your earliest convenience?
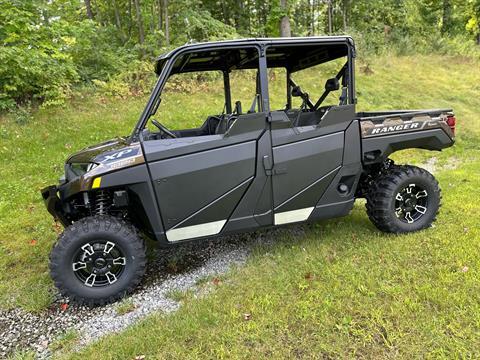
[81,243,94,256]
[416,190,428,198]
[405,212,414,223]
[406,185,413,194]
[72,261,87,271]
[395,193,403,201]
[85,274,96,287]
[105,271,117,284]
[112,257,126,266]
[104,241,115,254]
[415,205,427,214]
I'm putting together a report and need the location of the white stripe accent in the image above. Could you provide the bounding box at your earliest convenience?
[274,207,314,225]
[166,220,227,242]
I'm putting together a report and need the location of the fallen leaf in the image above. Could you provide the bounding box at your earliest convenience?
[212,277,221,285]
[134,356,146,360]
[304,272,314,281]
[461,266,469,273]
[52,222,62,234]
[29,239,37,246]
[60,303,69,311]
[243,313,252,321]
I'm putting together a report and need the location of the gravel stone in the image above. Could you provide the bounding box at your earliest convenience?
[0,226,300,358]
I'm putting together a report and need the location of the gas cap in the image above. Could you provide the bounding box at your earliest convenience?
[338,183,349,194]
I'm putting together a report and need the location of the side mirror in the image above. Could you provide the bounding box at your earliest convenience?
[325,78,340,92]
[291,86,303,97]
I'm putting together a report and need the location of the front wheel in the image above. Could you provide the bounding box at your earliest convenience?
[50,215,146,306]
[366,165,441,233]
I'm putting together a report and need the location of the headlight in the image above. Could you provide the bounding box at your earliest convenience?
[67,162,99,180]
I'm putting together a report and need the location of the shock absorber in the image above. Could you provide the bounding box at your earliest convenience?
[94,190,110,215]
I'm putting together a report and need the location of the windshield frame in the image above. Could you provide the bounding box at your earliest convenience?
[130,44,263,139]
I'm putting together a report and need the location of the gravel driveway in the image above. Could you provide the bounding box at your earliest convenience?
[0,226,303,358]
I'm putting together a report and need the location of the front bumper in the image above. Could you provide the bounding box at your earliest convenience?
[41,185,69,227]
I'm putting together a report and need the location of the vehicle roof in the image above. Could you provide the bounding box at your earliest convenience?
[157,36,354,60]
[155,36,354,75]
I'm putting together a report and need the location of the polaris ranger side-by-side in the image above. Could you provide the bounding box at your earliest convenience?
[42,37,456,305]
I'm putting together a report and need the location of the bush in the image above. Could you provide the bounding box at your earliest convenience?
[93,60,155,98]
[0,1,78,109]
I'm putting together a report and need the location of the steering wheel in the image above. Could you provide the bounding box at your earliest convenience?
[151,119,177,138]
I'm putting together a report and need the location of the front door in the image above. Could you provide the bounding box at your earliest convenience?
[144,133,256,242]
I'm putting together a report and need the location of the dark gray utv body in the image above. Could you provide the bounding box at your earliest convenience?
[42,36,455,246]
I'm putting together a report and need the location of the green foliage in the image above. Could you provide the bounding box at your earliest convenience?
[93,60,154,98]
[9,104,33,125]
[64,21,133,82]
[0,0,78,109]
[169,0,238,43]
[1,0,480,110]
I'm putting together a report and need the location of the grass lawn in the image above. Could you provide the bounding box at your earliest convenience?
[1,54,480,357]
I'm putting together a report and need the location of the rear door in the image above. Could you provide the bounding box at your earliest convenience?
[270,106,354,225]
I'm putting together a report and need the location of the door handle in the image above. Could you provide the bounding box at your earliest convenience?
[273,167,287,175]
[262,155,273,176]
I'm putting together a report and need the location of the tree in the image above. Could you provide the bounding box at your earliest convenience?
[163,0,170,46]
[327,0,333,34]
[112,0,126,43]
[85,0,94,20]
[441,0,453,34]
[466,0,480,45]
[133,0,145,55]
[280,0,291,37]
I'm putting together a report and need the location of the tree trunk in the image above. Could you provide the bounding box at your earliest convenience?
[134,0,145,55]
[85,0,94,20]
[162,0,170,46]
[279,0,291,37]
[441,0,452,35]
[310,0,315,35]
[327,0,333,34]
[477,32,480,46]
[113,0,126,43]
[342,0,348,31]
[157,0,162,31]
[127,0,133,39]
[221,1,228,25]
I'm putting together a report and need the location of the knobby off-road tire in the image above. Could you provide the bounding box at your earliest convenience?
[50,215,146,306]
[366,165,441,233]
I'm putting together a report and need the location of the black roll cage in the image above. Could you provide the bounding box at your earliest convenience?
[132,37,356,139]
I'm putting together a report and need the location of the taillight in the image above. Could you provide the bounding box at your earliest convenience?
[446,115,456,136]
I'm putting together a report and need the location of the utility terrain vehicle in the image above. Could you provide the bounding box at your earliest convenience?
[42,37,456,305]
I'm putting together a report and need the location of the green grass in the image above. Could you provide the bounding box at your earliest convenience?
[1,54,480,356]
[115,299,137,316]
[49,330,80,354]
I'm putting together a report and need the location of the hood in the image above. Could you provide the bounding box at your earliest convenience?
[64,137,144,183]
[66,137,131,164]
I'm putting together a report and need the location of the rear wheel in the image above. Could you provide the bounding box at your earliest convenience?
[366,165,441,233]
[50,215,146,306]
